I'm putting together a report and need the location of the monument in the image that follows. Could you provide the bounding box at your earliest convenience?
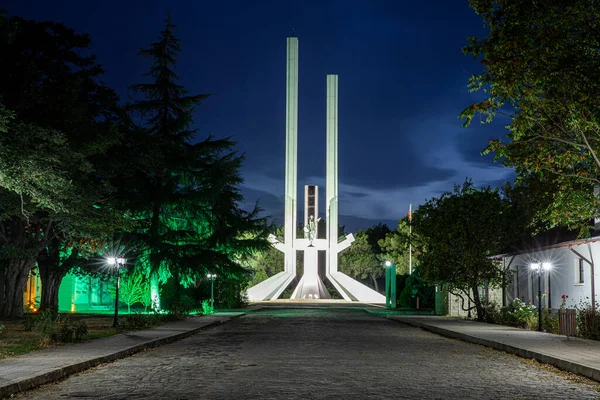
[246,37,385,303]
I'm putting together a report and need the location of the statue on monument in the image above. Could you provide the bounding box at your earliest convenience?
[304,215,321,247]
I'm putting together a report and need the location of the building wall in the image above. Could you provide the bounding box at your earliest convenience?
[505,243,599,311]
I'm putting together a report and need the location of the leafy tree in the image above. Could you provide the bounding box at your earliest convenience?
[110,270,148,313]
[379,219,413,275]
[0,14,125,317]
[124,16,269,301]
[339,230,383,292]
[364,223,391,251]
[461,0,600,232]
[412,180,523,320]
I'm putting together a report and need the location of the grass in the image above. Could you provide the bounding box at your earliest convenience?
[0,312,181,360]
[0,315,118,360]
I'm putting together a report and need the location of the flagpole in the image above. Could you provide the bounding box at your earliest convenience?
[409,203,412,275]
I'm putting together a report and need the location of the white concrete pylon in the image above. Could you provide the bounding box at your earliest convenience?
[247,37,298,301]
[247,38,385,304]
[284,36,299,276]
[326,74,339,276]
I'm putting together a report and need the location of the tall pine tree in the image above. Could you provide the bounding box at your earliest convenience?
[125,16,269,304]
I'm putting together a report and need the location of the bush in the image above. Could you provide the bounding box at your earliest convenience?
[166,300,192,320]
[202,300,214,315]
[121,312,152,330]
[25,309,89,344]
[0,324,4,336]
[542,308,559,334]
[576,301,600,340]
[484,301,521,326]
[510,298,538,329]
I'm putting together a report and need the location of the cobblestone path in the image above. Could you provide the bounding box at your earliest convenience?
[18,309,600,399]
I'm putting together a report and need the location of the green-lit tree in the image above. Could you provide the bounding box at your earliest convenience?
[461,0,600,233]
[124,16,269,303]
[0,14,126,317]
[412,180,524,321]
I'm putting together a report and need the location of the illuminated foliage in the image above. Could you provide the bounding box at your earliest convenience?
[412,180,524,321]
[0,14,125,318]
[123,16,269,299]
[461,0,600,232]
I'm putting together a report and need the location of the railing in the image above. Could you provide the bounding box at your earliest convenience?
[558,308,577,339]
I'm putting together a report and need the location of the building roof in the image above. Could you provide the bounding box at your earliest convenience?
[496,225,600,258]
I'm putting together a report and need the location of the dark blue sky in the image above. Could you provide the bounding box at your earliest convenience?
[6,0,514,232]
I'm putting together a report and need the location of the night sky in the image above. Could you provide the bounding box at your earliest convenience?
[5,1,514,232]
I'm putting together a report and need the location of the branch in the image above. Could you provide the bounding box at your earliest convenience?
[581,126,600,171]
[449,289,476,312]
[542,166,600,184]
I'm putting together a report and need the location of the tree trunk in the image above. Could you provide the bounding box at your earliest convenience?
[0,260,6,312]
[371,275,379,292]
[151,275,160,311]
[471,283,485,321]
[38,238,70,316]
[1,258,36,318]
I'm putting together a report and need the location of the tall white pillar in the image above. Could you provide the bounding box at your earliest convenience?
[326,74,338,274]
[284,37,299,275]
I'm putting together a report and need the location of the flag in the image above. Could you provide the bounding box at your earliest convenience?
[408,203,412,221]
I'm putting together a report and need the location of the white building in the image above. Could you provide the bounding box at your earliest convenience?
[448,226,599,317]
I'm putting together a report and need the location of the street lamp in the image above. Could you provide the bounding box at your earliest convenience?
[107,256,126,328]
[207,273,217,309]
[530,261,552,332]
[384,261,397,309]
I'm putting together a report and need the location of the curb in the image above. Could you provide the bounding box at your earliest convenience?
[1,314,243,399]
[389,316,600,383]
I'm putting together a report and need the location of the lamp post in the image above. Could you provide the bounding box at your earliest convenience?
[530,261,551,332]
[207,273,217,309]
[384,261,397,309]
[107,256,126,328]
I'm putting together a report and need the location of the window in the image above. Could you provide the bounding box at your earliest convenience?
[576,258,585,284]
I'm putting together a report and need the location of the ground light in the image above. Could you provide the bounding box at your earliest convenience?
[107,256,126,328]
[530,261,552,332]
[207,273,217,309]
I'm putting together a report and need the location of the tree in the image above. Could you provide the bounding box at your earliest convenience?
[113,270,147,313]
[124,16,269,301]
[379,219,413,275]
[0,14,125,317]
[339,230,383,292]
[461,0,600,232]
[412,180,523,320]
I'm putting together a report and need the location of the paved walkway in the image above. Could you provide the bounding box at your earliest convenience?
[389,315,600,382]
[0,312,244,398]
[2,309,600,398]
[13,308,600,399]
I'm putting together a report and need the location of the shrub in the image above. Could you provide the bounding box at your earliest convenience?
[484,301,520,326]
[166,301,192,320]
[511,298,538,329]
[542,308,559,334]
[121,312,152,330]
[0,324,4,336]
[576,300,600,340]
[25,309,89,344]
[202,300,214,315]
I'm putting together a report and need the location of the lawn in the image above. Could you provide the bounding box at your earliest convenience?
[0,314,119,359]
[0,312,177,360]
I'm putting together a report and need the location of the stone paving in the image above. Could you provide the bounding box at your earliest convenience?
[16,309,600,399]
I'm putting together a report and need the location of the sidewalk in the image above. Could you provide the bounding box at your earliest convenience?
[389,315,600,382]
[0,312,244,398]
